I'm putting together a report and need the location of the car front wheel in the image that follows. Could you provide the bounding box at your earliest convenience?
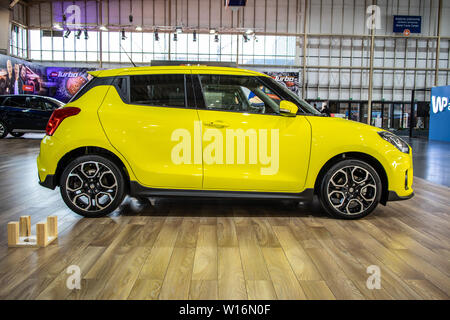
[319,159,382,219]
[0,121,8,139]
[60,155,126,217]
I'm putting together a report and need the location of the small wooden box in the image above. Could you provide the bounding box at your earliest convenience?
[8,216,58,248]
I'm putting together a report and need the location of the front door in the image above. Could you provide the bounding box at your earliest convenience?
[194,73,311,193]
[98,72,202,189]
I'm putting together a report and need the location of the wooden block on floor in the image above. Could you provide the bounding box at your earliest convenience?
[47,216,57,237]
[8,222,19,246]
[19,216,31,237]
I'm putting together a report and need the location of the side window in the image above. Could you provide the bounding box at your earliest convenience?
[129,74,186,108]
[113,77,128,102]
[3,97,27,108]
[29,97,44,110]
[198,75,281,114]
[43,101,57,111]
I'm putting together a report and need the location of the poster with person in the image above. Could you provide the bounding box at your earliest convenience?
[0,53,94,103]
[0,54,47,96]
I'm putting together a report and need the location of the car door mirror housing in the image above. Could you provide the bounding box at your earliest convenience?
[279,100,298,117]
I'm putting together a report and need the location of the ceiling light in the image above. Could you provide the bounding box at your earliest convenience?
[243,34,249,42]
[84,29,88,40]
[99,25,108,31]
[193,30,197,42]
[245,29,254,35]
[209,29,216,34]
[173,33,178,41]
[176,26,182,34]
[121,29,126,40]
[64,30,71,38]
[154,29,159,41]
[75,30,82,39]
[214,33,219,42]
[53,23,63,30]
[136,26,142,31]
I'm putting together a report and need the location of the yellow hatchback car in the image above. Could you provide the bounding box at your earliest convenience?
[37,66,413,219]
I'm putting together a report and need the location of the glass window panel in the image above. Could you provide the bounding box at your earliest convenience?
[53,51,63,60]
[30,30,40,50]
[198,34,209,55]
[64,51,75,61]
[87,52,97,61]
[86,31,98,52]
[42,51,52,60]
[109,32,120,51]
[53,36,63,51]
[142,33,153,52]
[76,51,86,61]
[64,33,75,51]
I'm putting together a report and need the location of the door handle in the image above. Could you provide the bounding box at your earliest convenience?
[203,121,229,128]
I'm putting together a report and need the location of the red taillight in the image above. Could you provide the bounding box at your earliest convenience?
[46,107,81,136]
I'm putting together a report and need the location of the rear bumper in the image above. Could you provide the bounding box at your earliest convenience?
[388,190,414,201]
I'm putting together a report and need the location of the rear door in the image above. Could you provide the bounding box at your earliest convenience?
[27,97,54,130]
[98,71,203,189]
[2,96,29,130]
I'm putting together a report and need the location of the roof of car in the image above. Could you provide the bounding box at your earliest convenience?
[0,94,64,104]
[88,65,268,78]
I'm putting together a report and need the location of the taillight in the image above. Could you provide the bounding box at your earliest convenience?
[46,107,81,136]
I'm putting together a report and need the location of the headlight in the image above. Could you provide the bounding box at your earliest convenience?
[378,131,410,154]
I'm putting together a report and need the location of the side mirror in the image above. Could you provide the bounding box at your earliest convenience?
[279,100,298,117]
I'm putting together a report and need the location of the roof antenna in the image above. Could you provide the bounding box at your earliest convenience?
[120,44,137,67]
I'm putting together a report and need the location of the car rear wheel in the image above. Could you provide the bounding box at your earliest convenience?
[60,155,126,217]
[11,132,25,138]
[0,121,8,139]
[318,159,382,219]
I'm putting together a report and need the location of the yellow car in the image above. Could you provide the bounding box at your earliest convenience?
[37,66,413,219]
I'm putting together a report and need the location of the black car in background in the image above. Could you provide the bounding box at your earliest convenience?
[0,95,64,138]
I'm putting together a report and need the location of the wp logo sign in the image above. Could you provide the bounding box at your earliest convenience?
[431,95,449,114]
[429,85,450,142]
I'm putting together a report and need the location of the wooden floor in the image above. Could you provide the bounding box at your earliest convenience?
[0,136,449,300]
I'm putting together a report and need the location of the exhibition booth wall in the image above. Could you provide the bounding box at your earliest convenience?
[430,85,450,142]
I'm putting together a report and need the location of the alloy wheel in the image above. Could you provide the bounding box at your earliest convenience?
[327,165,377,215]
[65,161,118,212]
[0,123,5,136]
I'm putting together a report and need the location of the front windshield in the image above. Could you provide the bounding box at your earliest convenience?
[258,76,322,115]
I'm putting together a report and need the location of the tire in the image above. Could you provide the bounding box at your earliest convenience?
[318,159,382,219]
[11,132,25,138]
[0,121,8,139]
[60,155,127,217]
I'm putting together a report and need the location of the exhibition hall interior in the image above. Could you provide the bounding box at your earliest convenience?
[0,0,449,305]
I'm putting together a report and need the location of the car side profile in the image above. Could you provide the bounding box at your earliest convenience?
[37,66,414,219]
[0,94,64,138]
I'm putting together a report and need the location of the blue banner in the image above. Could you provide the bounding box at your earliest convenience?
[429,85,450,142]
[393,15,421,33]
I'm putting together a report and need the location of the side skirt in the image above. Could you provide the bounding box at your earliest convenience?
[129,181,314,201]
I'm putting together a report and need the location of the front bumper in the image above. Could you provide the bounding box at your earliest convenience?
[39,174,57,190]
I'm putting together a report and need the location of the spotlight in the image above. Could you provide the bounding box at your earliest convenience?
[176,26,182,34]
[173,33,178,41]
[136,26,142,31]
[154,29,159,41]
[62,14,67,23]
[245,29,253,35]
[121,29,126,40]
[253,34,258,42]
[214,33,219,42]
[53,23,63,30]
[84,29,88,40]
[129,15,133,23]
[243,33,249,42]
[75,30,82,39]
[64,29,71,38]
[209,29,216,34]
[193,30,197,42]
[99,25,108,31]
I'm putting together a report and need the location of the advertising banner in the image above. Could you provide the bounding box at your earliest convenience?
[0,54,94,103]
[264,72,300,95]
[0,54,47,96]
[429,85,450,142]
